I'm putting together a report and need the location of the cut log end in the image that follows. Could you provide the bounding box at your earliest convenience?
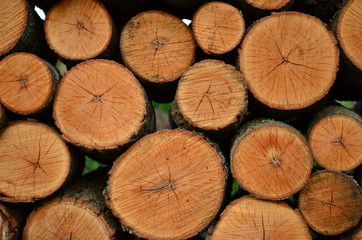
[207,196,311,240]
[23,198,115,240]
[120,10,196,83]
[337,0,362,71]
[53,59,151,152]
[0,52,55,115]
[173,59,247,131]
[0,0,27,56]
[245,0,293,10]
[309,112,362,172]
[0,121,71,202]
[107,129,226,240]
[298,171,362,236]
[239,12,338,111]
[231,120,313,200]
[45,0,113,60]
[192,2,245,55]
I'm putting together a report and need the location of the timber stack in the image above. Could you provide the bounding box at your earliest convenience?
[0,0,361,239]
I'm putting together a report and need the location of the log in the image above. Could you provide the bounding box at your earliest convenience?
[23,169,126,240]
[330,0,362,100]
[0,0,51,61]
[120,10,196,102]
[207,195,311,240]
[105,129,227,240]
[44,0,118,67]
[0,52,60,117]
[53,59,155,162]
[0,104,8,130]
[0,120,83,202]
[192,1,245,55]
[238,12,339,118]
[298,170,362,236]
[233,0,294,25]
[0,202,32,240]
[171,59,248,134]
[231,119,313,200]
[307,105,362,172]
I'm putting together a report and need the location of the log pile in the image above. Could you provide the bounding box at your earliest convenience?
[0,0,361,239]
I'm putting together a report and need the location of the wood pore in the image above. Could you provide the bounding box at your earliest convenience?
[239,12,338,111]
[106,129,226,240]
[298,171,362,236]
[207,196,311,240]
[231,120,313,200]
[0,121,71,202]
[192,2,245,55]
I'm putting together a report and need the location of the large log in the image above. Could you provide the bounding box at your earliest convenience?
[207,195,311,240]
[231,119,313,200]
[53,59,155,162]
[171,59,248,135]
[0,120,83,202]
[22,169,127,240]
[238,12,339,118]
[120,10,196,102]
[105,129,227,240]
[192,1,245,55]
[308,105,362,172]
[44,0,119,67]
[0,52,60,118]
[298,170,362,236]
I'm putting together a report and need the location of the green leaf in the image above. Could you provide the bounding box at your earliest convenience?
[231,179,241,197]
[335,100,356,109]
[85,156,107,172]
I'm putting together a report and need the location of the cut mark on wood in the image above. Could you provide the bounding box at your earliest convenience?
[271,155,281,167]
[141,177,175,193]
[18,76,28,88]
[151,37,167,50]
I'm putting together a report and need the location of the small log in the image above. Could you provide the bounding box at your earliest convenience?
[171,59,248,134]
[238,12,339,118]
[23,169,126,240]
[0,203,32,240]
[0,120,83,203]
[0,0,50,60]
[192,1,245,55]
[330,0,362,100]
[0,105,8,130]
[231,119,313,200]
[105,129,227,240]
[207,195,311,240]
[120,10,196,102]
[53,59,155,162]
[298,170,362,236]
[45,0,118,66]
[308,105,362,172]
[0,52,60,117]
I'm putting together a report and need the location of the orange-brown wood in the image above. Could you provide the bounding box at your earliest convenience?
[172,59,247,132]
[244,0,292,10]
[192,2,245,55]
[337,0,362,71]
[45,0,113,61]
[308,106,362,172]
[0,0,27,56]
[298,171,362,236]
[120,10,196,83]
[53,59,153,158]
[0,52,58,115]
[231,119,313,200]
[207,196,311,240]
[0,121,73,202]
[23,198,115,240]
[106,129,226,240]
[239,12,338,111]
